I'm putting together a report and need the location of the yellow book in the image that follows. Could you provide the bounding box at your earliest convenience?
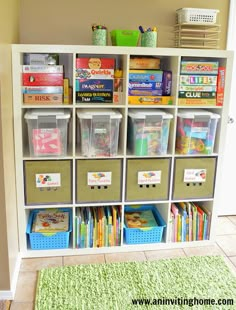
[63,78,70,104]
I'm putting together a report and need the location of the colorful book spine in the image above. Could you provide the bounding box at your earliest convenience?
[216,67,226,106]
[171,203,179,242]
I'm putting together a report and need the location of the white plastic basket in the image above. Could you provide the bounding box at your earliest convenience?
[176,8,219,25]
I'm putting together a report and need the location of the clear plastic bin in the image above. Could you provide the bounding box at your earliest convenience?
[24,109,71,157]
[128,109,173,156]
[77,109,122,157]
[176,109,220,155]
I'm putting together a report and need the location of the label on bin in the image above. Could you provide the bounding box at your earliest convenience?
[138,171,161,184]
[87,172,112,186]
[36,173,61,187]
[184,169,206,183]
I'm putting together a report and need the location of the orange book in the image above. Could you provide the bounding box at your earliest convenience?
[196,205,204,240]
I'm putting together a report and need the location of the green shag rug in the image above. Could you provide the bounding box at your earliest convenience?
[35,256,236,310]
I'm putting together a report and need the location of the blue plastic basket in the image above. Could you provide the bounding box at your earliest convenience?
[26,208,72,250]
[124,205,166,244]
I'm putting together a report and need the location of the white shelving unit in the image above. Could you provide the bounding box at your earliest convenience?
[12,44,233,258]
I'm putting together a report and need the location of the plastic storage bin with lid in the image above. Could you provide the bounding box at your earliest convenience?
[128,109,173,156]
[24,109,71,157]
[77,109,122,157]
[176,109,220,155]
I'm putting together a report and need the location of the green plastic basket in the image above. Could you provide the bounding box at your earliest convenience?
[110,30,140,46]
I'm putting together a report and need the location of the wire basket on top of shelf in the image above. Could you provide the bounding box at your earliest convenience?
[176,8,219,25]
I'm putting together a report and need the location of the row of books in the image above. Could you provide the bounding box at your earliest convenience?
[169,202,211,242]
[75,206,121,248]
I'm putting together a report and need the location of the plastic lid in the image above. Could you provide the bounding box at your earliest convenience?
[177,109,220,119]
[77,109,122,119]
[24,109,71,120]
[176,8,219,13]
[128,109,173,120]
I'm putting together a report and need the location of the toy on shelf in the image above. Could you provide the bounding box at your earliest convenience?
[176,110,220,155]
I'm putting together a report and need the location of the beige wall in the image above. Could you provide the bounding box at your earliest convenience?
[20,0,229,49]
[0,0,19,291]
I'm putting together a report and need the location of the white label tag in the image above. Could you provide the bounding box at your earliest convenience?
[36,173,61,187]
[87,172,112,186]
[138,171,161,185]
[184,169,206,183]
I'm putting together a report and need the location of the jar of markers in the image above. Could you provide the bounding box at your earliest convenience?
[92,24,107,46]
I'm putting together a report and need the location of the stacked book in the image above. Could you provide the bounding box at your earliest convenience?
[75,57,115,103]
[31,210,70,233]
[75,206,121,248]
[22,53,65,104]
[128,56,173,105]
[178,60,225,106]
[169,202,211,242]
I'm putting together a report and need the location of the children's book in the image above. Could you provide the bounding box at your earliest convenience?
[196,204,204,240]
[191,202,198,241]
[186,202,193,242]
[32,211,69,233]
[171,203,179,242]
[124,209,158,228]
[168,211,175,242]
[200,205,212,240]
[177,202,187,242]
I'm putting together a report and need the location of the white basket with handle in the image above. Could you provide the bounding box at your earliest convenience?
[176,8,219,24]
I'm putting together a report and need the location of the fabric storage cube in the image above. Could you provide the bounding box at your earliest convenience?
[24,160,72,205]
[124,205,166,244]
[76,159,122,203]
[128,109,173,156]
[24,109,71,157]
[172,157,217,200]
[26,208,72,250]
[176,110,220,155]
[126,158,170,201]
[77,109,122,157]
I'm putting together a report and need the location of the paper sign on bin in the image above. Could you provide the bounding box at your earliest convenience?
[87,172,112,186]
[184,169,206,183]
[138,171,161,185]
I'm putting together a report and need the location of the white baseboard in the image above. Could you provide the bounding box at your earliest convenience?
[0,254,21,300]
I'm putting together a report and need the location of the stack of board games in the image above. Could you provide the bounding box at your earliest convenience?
[22,53,64,105]
[178,60,226,106]
[75,57,115,103]
[128,56,173,105]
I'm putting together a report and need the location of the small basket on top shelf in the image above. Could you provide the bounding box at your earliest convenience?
[174,8,221,49]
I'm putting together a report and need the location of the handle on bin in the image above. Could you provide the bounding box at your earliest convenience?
[92,115,110,121]
[145,115,163,122]
[37,115,57,126]
[193,115,210,122]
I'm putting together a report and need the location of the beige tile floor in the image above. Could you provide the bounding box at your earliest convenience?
[10,216,236,310]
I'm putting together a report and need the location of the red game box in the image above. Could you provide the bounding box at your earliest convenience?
[22,73,64,86]
[76,57,115,69]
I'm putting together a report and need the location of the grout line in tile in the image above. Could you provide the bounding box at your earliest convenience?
[215,241,231,257]
[143,251,148,260]
[227,216,236,226]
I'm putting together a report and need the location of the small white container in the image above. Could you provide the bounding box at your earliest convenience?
[77,109,122,157]
[24,109,71,157]
[176,109,220,155]
[176,8,219,25]
[128,109,173,156]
